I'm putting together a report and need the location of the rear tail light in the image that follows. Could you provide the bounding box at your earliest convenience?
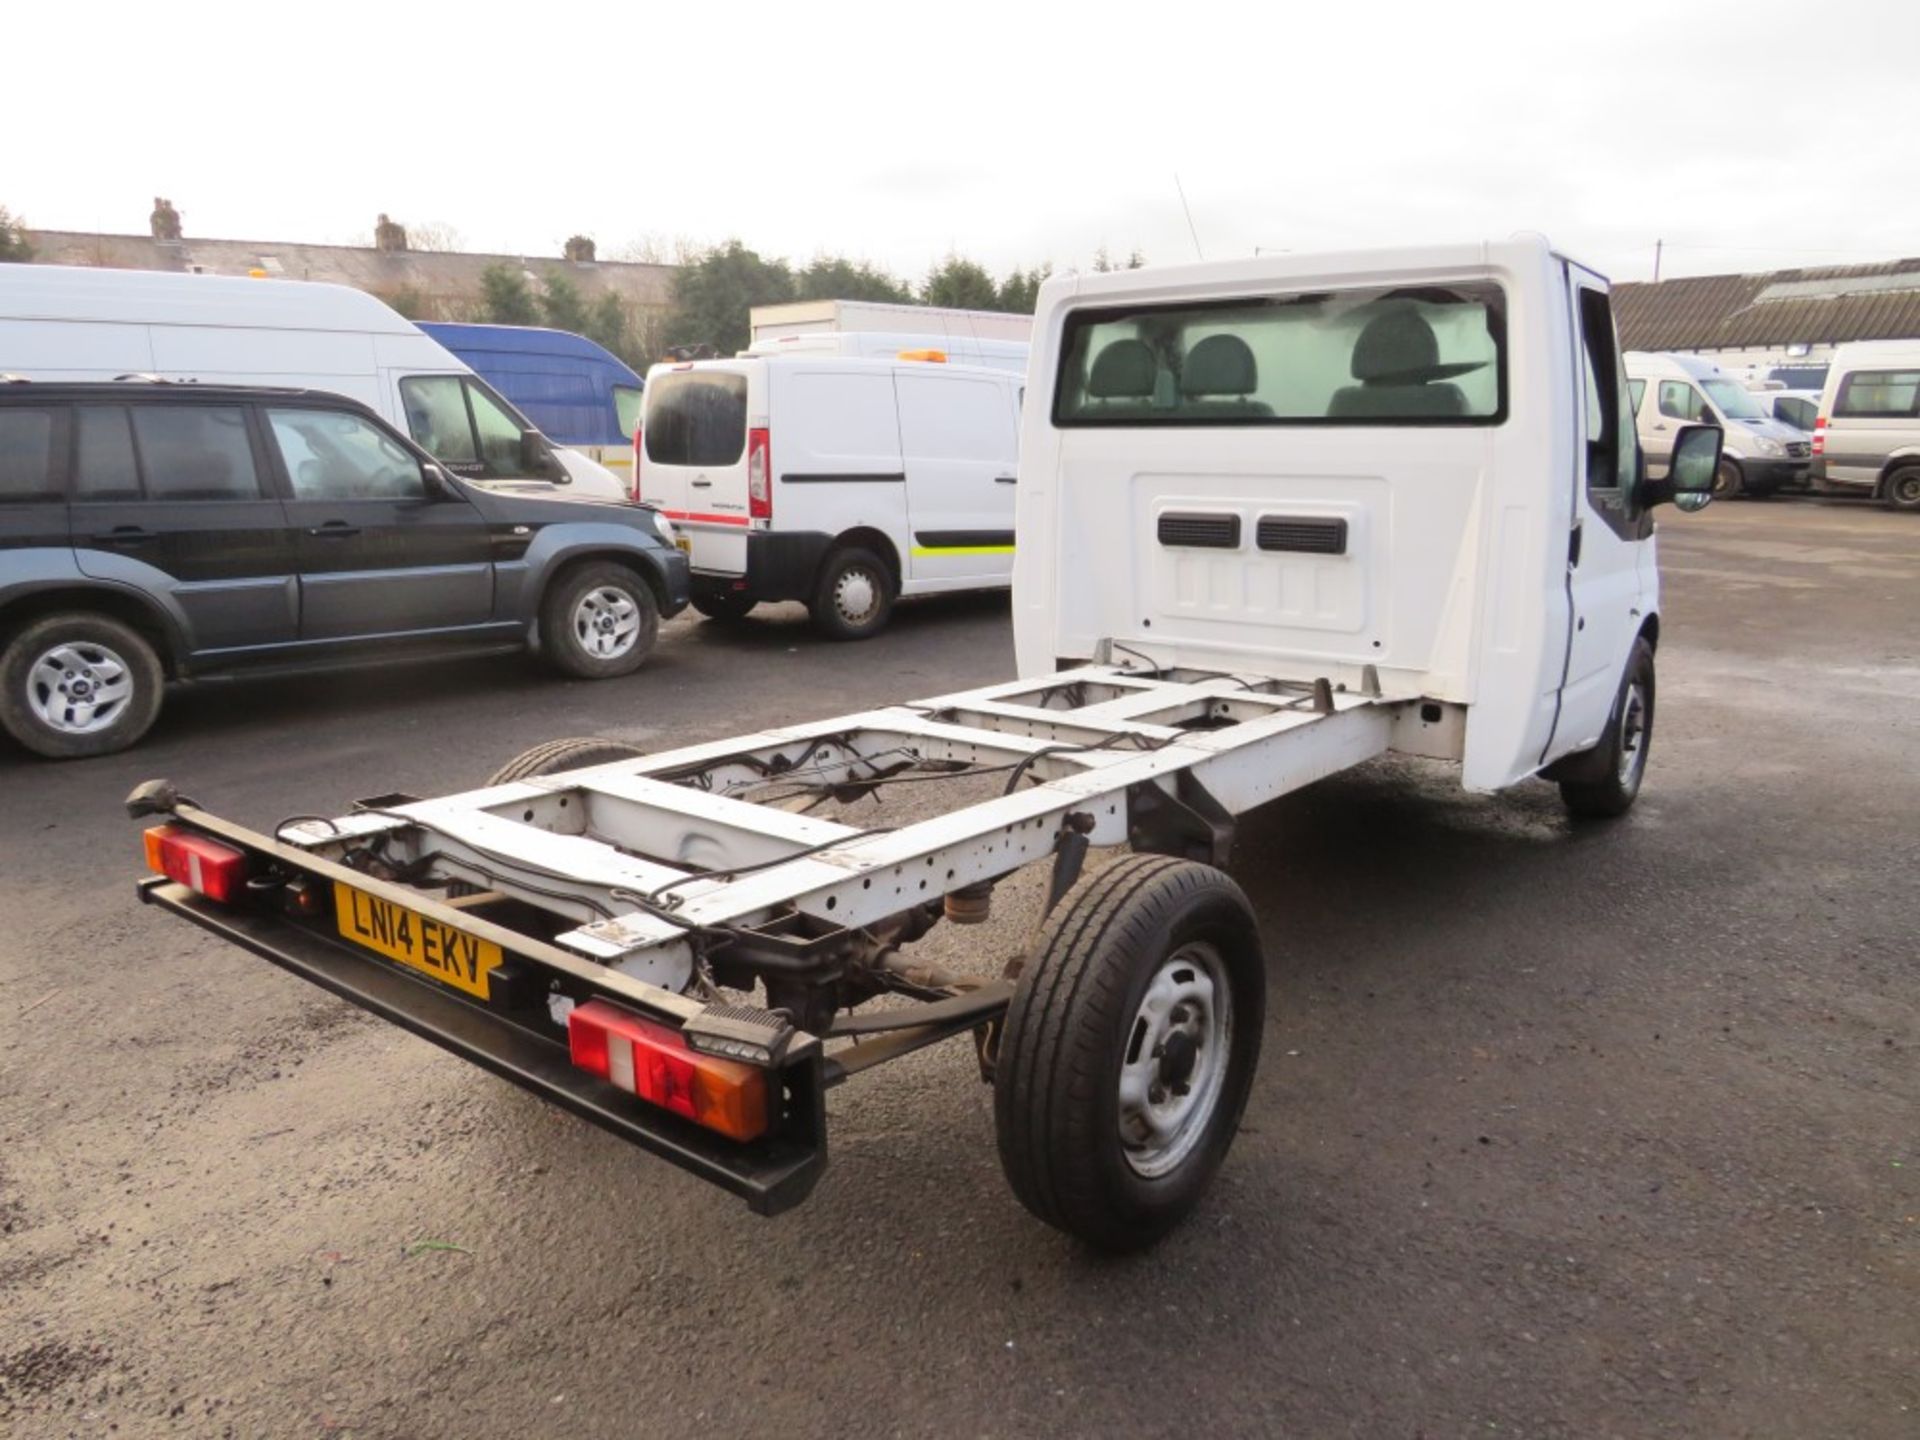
[631,424,644,501]
[747,427,772,521]
[1811,417,1826,456]
[143,824,249,903]
[567,999,769,1141]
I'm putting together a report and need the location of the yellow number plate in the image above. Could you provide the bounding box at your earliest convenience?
[675,536,692,554]
[334,883,503,1000]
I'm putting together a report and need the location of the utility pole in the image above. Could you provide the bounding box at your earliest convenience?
[1653,238,1663,283]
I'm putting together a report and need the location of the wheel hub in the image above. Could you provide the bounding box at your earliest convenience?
[835,569,878,622]
[26,641,134,735]
[572,587,640,660]
[1118,942,1232,1178]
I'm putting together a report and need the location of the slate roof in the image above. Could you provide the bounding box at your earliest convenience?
[1614,258,1920,351]
[19,230,675,318]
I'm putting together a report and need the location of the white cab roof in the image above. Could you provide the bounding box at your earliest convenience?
[0,263,419,334]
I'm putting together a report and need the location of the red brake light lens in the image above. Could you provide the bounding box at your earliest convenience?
[747,427,771,521]
[567,999,769,1142]
[143,824,249,903]
[1811,417,1826,455]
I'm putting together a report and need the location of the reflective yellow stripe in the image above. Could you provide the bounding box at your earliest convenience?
[909,545,1017,558]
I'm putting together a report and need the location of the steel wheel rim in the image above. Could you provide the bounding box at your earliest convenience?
[573,586,641,660]
[27,640,135,735]
[1119,941,1232,1178]
[1617,680,1649,788]
[1894,473,1920,505]
[833,566,880,626]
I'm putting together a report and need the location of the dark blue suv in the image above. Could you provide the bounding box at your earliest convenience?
[0,382,690,757]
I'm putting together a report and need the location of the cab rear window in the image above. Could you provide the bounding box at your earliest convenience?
[1054,283,1506,427]
[644,372,747,466]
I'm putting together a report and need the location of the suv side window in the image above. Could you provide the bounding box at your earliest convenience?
[267,408,425,501]
[74,406,142,499]
[0,408,61,501]
[1657,381,1708,423]
[128,406,261,499]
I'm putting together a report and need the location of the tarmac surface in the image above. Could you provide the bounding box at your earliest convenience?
[1,498,1915,1439]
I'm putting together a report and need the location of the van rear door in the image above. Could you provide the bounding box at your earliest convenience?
[640,365,754,576]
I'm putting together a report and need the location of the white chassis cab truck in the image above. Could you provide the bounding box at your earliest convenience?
[129,239,1722,1250]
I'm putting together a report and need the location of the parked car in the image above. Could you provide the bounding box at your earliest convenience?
[0,262,626,500]
[1810,341,1920,511]
[1625,351,1809,498]
[419,322,643,488]
[0,382,689,758]
[636,349,1022,639]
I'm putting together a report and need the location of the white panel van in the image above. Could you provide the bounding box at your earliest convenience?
[0,263,625,500]
[1624,351,1808,498]
[636,353,1021,638]
[1810,341,1920,510]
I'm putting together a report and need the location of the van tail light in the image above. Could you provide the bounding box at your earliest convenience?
[1811,417,1826,456]
[747,427,772,521]
[568,999,769,1142]
[631,424,644,501]
[143,824,249,903]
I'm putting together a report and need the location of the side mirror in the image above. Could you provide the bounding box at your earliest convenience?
[519,428,566,481]
[421,463,452,499]
[1642,423,1721,513]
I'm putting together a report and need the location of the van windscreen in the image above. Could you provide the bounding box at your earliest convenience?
[644,372,748,466]
[1054,283,1506,427]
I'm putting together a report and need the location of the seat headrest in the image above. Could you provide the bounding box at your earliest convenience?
[1088,339,1155,399]
[1180,334,1257,397]
[1350,305,1486,385]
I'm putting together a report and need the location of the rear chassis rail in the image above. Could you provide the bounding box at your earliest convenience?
[134,663,1402,1213]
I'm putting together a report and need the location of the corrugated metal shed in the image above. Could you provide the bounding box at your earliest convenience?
[1614,258,1920,351]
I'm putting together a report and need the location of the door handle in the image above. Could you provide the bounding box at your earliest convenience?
[994,475,1018,485]
[92,526,156,545]
[1568,521,1583,568]
[690,479,713,488]
[1652,423,1668,432]
[307,521,362,538]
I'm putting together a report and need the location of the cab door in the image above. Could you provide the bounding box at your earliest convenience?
[897,369,1019,585]
[1550,272,1651,761]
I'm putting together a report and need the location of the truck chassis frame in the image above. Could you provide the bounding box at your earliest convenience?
[135,661,1404,1219]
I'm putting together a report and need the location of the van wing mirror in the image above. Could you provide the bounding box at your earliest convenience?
[1642,424,1721,513]
[519,428,566,482]
[421,462,452,498]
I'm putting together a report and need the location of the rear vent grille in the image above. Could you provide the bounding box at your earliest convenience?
[1157,513,1241,549]
[1256,516,1348,555]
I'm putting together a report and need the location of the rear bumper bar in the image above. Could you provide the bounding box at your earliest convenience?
[137,876,827,1216]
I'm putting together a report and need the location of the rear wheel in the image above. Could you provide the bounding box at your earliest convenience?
[1559,639,1655,819]
[540,562,659,678]
[692,591,758,622]
[1712,458,1744,500]
[0,612,165,759]
[486,736,649,786]
[809,547,894,641]
[994,854,1266,1251]
[1884,465,1920,512]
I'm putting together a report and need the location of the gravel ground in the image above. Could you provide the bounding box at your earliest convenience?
[0,500,1914,1439]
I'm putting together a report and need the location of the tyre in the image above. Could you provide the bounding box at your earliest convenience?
[486,736,649,786]
[1884,465,1920,513]
[1559,639,1655,820]
[1712,458,1744,500]
[0,612,165,759]
[539,562,659,679]
[994,853,1266,1252]
[809,547,894,641]
[691,591,757,622]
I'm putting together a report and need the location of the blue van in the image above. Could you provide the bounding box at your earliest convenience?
[419,323,643,487]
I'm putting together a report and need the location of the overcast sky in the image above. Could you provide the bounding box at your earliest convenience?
[10,0,1915,285]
